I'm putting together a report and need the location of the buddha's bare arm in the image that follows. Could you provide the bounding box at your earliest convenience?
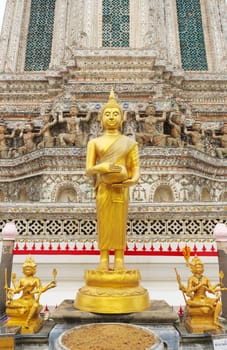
[123,144,140,186]
[86,140,120,176]
[87,162,121,176]
[123,167,140,186]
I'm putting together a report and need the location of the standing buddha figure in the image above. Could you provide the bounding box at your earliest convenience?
[86,89,140,271]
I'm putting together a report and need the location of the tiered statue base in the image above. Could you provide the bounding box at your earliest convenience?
[184,306,219,333]
[74,269,150,313]
[5,307,43,334]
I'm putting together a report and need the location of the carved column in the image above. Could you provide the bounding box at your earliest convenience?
[66,0,84,49]
[202,0,227,71]
[130,0,147,48]
[2,0,26,73]
[83,0,100,48]
[50,0,69,68]
[165,0,182,68]
[214,223,227,318]
[0,0,25,72]
[214,0,227,70]
[219,0,227,65]
[0,0,14,72]
[0,223,18,316]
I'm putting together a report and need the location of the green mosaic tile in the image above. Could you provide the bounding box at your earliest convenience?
[25,0,56,71]
[176,0,208,71]
[102,0,129,47]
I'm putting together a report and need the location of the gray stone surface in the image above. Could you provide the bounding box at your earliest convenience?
[50,299,178,324]
[1,301,224,349]
[49,299,179,350]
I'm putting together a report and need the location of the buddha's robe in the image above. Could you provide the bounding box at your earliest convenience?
[89,135,139,250]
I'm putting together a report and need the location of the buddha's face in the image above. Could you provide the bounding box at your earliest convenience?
[102,107,122,130]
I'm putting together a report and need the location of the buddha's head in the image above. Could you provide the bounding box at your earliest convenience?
[100,89,124,130]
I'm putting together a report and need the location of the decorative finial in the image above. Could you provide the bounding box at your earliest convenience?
[100,88,124,120]
[108,87,115,104]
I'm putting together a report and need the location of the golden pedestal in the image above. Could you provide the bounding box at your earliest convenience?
[74,269,150,314]
[5,306,43,334]
[184,306,218,334]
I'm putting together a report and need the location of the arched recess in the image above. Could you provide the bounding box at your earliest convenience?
[153,185,174,203]
[17,188,29,202]
[201,187,211,202]
[56,185,78,203]
[220,191,227,202]
[0,189,5,202]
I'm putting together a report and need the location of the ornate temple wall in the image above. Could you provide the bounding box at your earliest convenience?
[0,0,227,73]
[0,0,226,306]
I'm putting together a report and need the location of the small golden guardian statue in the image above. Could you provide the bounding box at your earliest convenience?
[176,246,227,333]
[5,256,57,334]
[74,89,150,313]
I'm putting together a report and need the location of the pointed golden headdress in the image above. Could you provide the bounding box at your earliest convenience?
[23,255,37,268]
[100,88,124,120]
[190,255,203,267]
[182,246,203,270]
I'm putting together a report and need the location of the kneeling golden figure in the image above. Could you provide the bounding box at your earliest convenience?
[74,89,150,313]
[176,247,227,333]
[5,256,57,334]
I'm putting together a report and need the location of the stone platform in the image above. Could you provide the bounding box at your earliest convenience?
[1,301,225,349]
[0,321,54,350]
[49,299,179,350]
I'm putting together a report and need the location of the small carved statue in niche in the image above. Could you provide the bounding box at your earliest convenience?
[166,101,184,147]
[123,110,138,140]
[57,98,91,147]
[37,110,58,148]
[5,256,57,334]
[211,122,227,158]
[184,119,205,152]
[175,247,227,333]
[87,110,102,140]
[56,186,77,202]
[135,97,167,146]
[0,120,16,157]
[179,176,192,202]
[18,121,39,155]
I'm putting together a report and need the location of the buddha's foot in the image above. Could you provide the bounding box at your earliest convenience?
[114,261,125,271]
[97,261,109,271]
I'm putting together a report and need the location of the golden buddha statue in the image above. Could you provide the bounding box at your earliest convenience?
[74,89,150,313]
[176,247,227,333]
[5,256,57,334]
